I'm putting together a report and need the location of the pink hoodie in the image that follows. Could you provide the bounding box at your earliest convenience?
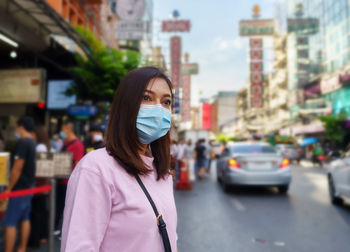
[61,148,178,252]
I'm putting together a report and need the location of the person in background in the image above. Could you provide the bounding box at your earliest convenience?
[170,140,178,177]
[54,121,84,236]
[84,124,104,154]
[195,139,207,179]
[50,133,63,152]
[2,116,36,252]
[207,140,216,173]
[184,139,195,181]
[176,138,186,180]
[0,131,5,152]
[28,125,50,249]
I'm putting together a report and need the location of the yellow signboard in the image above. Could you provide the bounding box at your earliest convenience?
[0,153,10,186]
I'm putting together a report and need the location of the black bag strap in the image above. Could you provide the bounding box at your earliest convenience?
[135,175,172,252]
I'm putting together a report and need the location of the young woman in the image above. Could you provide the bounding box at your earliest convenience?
[61,67,178,252]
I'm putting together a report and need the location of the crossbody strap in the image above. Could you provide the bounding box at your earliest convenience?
[135,175,172,252]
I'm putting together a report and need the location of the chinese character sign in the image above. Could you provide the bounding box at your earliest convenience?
[171,36,181,89]
[250,38,264,108]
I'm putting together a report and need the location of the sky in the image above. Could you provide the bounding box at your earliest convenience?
[152,0,285,106]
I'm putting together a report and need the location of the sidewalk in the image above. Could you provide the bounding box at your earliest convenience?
[0,226,61,252]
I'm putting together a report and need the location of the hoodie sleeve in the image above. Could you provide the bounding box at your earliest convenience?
[60,168,112,252]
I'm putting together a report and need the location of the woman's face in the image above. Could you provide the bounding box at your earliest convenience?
[141,78,172,110]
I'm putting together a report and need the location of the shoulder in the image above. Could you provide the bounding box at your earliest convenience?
[36,143,48,152]
[73,148,121,182]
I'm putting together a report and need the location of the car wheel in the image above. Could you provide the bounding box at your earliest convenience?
[328,175,343,205]
[278,185,289,194]
[221,178,230,192]
[217,172,222,184]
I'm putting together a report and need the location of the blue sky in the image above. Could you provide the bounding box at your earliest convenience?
[153,0,284,105]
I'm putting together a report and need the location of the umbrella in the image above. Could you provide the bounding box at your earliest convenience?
[300,137,318,147]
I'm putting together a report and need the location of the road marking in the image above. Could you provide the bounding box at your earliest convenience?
[231,198,246,211]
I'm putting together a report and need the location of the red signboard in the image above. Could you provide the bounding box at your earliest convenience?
[162,20,191,32]
[249,38,264,108]
[171,36,181,89]
[202,103,211,130]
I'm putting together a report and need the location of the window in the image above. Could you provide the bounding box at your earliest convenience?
[231,145,277,154]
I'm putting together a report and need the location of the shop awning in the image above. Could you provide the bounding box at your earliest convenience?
[6,0,89,57]
[300,137,318,147]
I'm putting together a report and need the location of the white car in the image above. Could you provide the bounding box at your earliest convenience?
[328,157,350,205]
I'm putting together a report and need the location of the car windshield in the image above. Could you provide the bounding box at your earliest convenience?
[230,145,277,154]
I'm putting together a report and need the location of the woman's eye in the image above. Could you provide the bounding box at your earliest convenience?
[164,100,172,106]
[143,95,151,101]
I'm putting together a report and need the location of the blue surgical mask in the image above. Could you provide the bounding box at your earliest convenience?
[59,131,67,140]
[136,104,171,144]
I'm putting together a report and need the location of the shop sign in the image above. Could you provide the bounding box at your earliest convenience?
[171,36,181,90]
[239,19,275,36]
[0,153,9,186]
[296,36,309,45]
[292,122,324,135]
[47,80,77,110]
[249,38,264,108]
[116,21,149,40]
[251,62,263,72]
[202,103,211,130]
[36,152,73,178]
[339,73,350,84]
[321,76,341,94]
[304,82,321,99]
[162,20,191,32]
[67,105,98,117]
[182,63,199,75]
[287,18,319,34]
[0,69,45,103]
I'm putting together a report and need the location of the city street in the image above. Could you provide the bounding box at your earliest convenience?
[176,162,350,252]
[0,162,349,251]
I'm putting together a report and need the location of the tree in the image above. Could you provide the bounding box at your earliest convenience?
[318,113,347,145]
[66,26,141,103]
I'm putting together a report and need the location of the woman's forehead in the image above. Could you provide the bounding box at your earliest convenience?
[146,78,171,94]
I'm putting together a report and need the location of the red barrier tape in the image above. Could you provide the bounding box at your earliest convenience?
[0,185,52,199]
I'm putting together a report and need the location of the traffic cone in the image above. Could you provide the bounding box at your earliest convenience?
[176,160,192,190]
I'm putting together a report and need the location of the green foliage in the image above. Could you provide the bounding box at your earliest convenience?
[66,26,141,102]
[216,133,228,143]
[216,133,238,143]
[318,114,347,144]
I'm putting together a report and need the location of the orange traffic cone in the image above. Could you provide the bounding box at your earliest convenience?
[176,160,192,190]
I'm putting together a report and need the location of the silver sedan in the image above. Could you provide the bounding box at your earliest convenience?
[328,157,350,205]
[216,142,292,194]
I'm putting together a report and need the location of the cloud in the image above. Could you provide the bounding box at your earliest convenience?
[215,37,244,50]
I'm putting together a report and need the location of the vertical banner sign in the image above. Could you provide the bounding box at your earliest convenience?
[171,36,181,114]
[181,74,191,121]
[171,36,181,89]
[250,38,264,108]
[202,103,211,130]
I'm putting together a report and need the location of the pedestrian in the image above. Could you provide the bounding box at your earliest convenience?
[61,67,177,252]
[28,125,50,249]
[195,139,208,179]
[184,139,195,181]
[170,140,178,177]
[176,138,186,180]
[2,116,36,252]
[54,121,84,236]
[84,123,104,153]
[50,133,63,152]
[0,131,5,152]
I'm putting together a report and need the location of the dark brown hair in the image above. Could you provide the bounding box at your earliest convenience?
[106,66,173,180]
[34,125,50,150]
